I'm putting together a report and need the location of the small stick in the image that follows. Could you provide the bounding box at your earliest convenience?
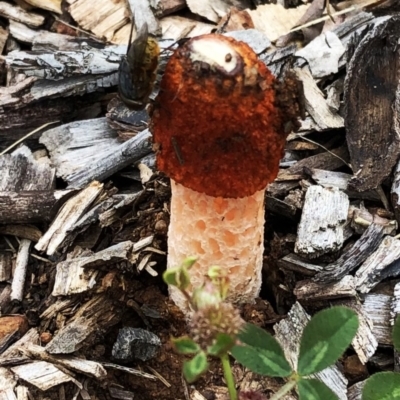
[0,121,59,156]
[10,239,31,302]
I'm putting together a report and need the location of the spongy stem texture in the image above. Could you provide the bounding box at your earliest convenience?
[168,180,265,311]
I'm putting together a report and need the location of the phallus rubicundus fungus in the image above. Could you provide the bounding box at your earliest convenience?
[151,34,299,310]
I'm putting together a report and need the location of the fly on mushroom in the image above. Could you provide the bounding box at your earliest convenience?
[118,21,160,110]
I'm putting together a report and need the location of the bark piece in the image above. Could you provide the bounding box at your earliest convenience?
[295,31,345,79]
[40,118,122,181]
[0,253,12,282]
[159,16,213,41]
[35,182,104,255]
[22,344,107,379]
[348,381,365,400]
[151,0,186,18]
[294,275,356,301]
[274,302,348,399]
[278,253,323,276]
[314,223,385,283]
[23,0,61,13]
[224,29,271,54]
[67,129,152,189]
[0,225,42,242]
[0,316,29,352]
[363,294,392,346]
[281,145,349,179]
[0,148,55,191]
[391,159,400,224]
[294,66,344,130]
[350,204,397,236]
[0,191,72,224]
[0,2,44,27]
[344,16,400,191]
[248,3,310,42]
[308,168,380,201]
[53,238,153,296]
[6,44,125,80]
[391,282,400,324]
[11,361,73,390]
[67,0,129,41]
[295,185,349,257]
[341,300,378,364]
[45,295,121,354]
[355,236,400,293]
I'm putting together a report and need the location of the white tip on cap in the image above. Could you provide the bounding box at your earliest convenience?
[190,37,240,74]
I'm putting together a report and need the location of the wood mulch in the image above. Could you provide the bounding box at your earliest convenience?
[1,0,400,399]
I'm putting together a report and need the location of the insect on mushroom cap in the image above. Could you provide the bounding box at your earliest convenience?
[151,34,287,199]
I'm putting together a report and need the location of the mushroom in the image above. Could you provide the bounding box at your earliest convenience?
[152,34,298,311]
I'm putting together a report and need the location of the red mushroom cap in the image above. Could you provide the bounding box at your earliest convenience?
[152,34,287,199]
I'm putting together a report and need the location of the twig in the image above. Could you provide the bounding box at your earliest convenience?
[10,239,31,302]
[290,6,356,33]
[296,135,352,169]
[0,121,59,156]
[146,365,171,387]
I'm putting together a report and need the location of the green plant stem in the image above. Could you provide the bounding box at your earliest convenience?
[220,353,237,400]
[269,379,297,400]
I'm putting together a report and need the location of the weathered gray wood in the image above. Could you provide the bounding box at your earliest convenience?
[355,236,400,293]
[294,275,356,301]
[224,29,271,54]
[0,2,45,27]
[348,381,365,400]
[307,168,380,201]
[294,66,344,131]
[391,159,400,224]
[350,204,397,236]
[53,238,153,295]
[6,44,125,80]
[295,185,349,257]
[151,0,186,17]
[265,196,297,219]
[278,253,323,276]
[11,361,74,391]
[0,191,72,224]
[0,253,12,282]
[295,31,345,79]
[67,129,152,189]
[363,294,392,346]
[281,145,349,179]
[35,182,104,255]
[274,302,348,399]
[341,299,378,364]
[314,223,385,283]
[391,282,400,324]
[45,294,121,354]
[0,225,42,242]
[0,148,55,191]
[344,16,400,192]
[40,118,122,180]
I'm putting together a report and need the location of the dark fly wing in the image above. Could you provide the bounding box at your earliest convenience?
[127,23,149,84]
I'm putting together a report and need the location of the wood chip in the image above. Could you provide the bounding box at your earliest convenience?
[11,361,74,391]
[294,66,344,130]
[295,185,349,257]
[314,223,385,283]
[274,302,348,399]
[35,182,104,255]
[345,16,400,191]
[355,236,400,293]
[363,294,392,346]
[294,275,356,301]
